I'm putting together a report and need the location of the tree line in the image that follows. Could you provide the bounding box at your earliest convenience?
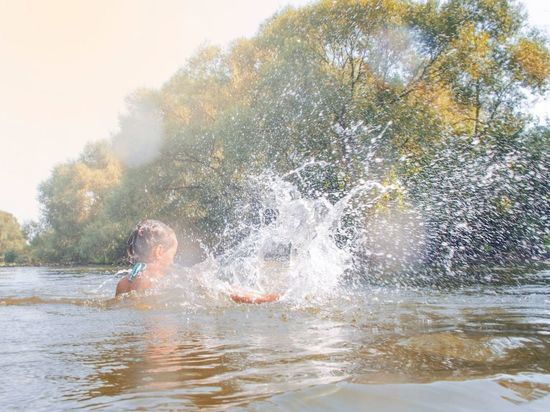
[3,0,548,269]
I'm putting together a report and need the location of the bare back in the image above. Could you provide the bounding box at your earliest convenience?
[115,275,154,296]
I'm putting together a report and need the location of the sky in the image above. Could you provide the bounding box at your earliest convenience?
[0,0,548,224]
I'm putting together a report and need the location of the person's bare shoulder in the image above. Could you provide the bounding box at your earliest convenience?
[115,277,131,297]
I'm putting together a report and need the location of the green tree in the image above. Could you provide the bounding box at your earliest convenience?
[35,141,121,263]
[0,211,29,264]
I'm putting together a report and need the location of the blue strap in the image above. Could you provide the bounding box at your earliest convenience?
[128,262,146,283]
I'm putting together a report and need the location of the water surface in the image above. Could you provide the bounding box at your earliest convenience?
[0,266,548,410]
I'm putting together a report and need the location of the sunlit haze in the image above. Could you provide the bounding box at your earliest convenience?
[0,0,547,224]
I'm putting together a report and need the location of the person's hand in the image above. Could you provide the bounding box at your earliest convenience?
[230,292,279,304]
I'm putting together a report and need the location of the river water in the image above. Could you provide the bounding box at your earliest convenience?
[0,266,549,410]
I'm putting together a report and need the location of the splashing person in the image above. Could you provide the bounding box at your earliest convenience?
[116,220,178,297]
[116,219,279,303]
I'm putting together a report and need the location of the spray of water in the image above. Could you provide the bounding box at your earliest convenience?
[166,168,403,307]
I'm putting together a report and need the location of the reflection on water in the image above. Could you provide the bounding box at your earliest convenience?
[497,378,550,406]
[0,267,549,410]
[254,376,550,411]
[73,310,352,410]
[77,325,241,409]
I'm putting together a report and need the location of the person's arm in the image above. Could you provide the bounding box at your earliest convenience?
[115,277,131,297]
[230,292,279,304]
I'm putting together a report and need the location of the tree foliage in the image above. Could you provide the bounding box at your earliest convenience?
[0,211,29,264]
[30,0,549,267]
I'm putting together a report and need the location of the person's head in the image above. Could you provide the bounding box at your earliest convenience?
[127,220,178,268]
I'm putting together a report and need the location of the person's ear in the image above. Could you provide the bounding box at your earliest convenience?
[153,245,164,260]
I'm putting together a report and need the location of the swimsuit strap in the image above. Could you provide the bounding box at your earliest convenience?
[128,262,146,283]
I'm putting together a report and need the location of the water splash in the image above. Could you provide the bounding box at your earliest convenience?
[172,164,400,305]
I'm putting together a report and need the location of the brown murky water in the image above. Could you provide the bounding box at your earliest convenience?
[0,266,548,410]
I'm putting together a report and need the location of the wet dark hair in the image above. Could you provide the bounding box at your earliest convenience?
[127,219,177,263]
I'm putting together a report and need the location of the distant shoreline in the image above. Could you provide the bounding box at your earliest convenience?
[0,263,124,269]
